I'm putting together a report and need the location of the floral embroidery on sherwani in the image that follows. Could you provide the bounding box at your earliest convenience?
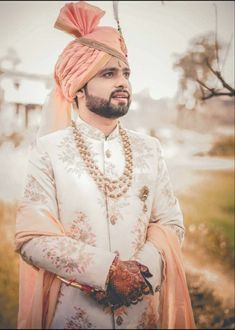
[131,217,148,255]
[108,196,131,224]
[57,131,86,177]
[39,237,94,274]
[65,306,95,329]
[157,157,177,209]
[57,128,99,177]
[129,135,153,172]
[23,174,48,203]
[137,298,158,329]
[68,211,96,246]
[40,150,53,177]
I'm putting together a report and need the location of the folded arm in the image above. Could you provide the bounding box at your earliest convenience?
[16,139,115,291]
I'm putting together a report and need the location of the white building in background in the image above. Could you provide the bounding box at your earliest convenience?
[0,49,53,139]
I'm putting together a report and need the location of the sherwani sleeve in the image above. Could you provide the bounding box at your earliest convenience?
[19,139,116,291]
[134,138,184,291]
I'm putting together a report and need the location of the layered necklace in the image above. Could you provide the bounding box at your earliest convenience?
[72,120,133,199]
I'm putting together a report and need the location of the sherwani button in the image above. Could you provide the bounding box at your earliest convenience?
[116,315,123,326]
[110,215,117,225]
[105,149,111,158]
[155,285,161,292]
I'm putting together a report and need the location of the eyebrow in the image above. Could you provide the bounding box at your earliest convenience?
[98,67,131,75]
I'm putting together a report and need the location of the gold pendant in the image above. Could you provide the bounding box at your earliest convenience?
[110,214,118,225]
[139,186,149,213]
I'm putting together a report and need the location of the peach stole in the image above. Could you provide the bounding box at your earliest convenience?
[15,204,66,329]
[148,223,196,329]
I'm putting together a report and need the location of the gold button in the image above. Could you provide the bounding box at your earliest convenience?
[110,215,117,225]
[105,149,111,158]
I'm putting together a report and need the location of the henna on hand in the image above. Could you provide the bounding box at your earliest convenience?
[90,257,154,310]
[108,257,154,305]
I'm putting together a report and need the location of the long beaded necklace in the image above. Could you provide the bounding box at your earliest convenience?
[72,120,133,199]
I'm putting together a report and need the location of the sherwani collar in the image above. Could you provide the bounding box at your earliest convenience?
[75,115,120,141]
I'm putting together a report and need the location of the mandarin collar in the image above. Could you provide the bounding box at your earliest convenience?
[74,115,120,141]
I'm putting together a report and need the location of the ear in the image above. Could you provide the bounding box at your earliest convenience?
[76,88,85,99]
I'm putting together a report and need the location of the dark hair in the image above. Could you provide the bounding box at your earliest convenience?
[74,84,88,109]
[74,95,79,109]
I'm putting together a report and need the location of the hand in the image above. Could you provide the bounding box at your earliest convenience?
[90,258,153,310]
[108,258,153,307]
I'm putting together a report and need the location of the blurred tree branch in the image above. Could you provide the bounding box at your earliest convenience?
[196,58,235,100]
[173,3,234,107]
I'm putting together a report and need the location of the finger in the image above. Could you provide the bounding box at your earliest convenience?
[128,287,142,301]
[138,263,149,273]
[140,268,153,278]
[142,285,151,295]
[131,290,143,304]
[137,295,143,302]
[144,277,154,295]
[140,279,152,295]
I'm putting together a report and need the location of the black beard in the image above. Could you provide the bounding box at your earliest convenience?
[84,88,131,119]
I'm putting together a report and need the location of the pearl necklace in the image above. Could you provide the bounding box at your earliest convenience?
[72,120,133,199]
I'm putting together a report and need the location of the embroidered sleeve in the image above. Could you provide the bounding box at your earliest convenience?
[18,139,116,290]
[132,241,163,293]
[21,139,59,216]
[21,235,115,290]
[150,138,185,246]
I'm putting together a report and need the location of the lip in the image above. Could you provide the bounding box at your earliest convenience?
[112,92,129,98]
[112,97,128,103]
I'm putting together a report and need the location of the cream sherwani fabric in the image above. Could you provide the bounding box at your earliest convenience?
[19,116,184,329]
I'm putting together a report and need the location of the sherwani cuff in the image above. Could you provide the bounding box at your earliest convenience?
[84,248,117,291]
[133,240,163,292]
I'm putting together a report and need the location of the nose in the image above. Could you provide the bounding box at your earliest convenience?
[115,73,130,90]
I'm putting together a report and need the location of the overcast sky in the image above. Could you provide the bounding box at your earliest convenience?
[0,1,234,103]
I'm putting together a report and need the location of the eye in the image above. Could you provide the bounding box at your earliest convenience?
[103,72,113,78]
[124,71,130,79]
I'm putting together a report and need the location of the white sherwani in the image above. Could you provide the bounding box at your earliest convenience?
[19,116,184,329]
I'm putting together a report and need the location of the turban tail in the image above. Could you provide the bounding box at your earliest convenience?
[38,1,128,138]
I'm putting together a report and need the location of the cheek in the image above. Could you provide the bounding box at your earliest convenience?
[89,80,113,99]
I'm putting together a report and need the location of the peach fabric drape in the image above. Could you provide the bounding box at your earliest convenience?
[148,223,196,329]
[15,203,66,329]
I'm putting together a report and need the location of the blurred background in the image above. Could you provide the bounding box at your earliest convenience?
[0,1,234,329]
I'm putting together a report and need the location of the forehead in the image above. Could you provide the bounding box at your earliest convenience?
[103,56,130,70]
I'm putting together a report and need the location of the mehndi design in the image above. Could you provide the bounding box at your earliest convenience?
[90,257,154,310]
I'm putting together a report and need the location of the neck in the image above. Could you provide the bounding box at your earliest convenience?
[78,107,118,137]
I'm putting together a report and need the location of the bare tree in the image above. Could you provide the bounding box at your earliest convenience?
[173,3,234,107]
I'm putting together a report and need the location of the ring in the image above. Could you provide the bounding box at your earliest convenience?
[142,286,150,295]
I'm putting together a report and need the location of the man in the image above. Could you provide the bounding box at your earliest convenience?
[15,1,195,329]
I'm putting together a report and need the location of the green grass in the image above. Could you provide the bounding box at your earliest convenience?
[0,201,19,329]
[178,170,234,269]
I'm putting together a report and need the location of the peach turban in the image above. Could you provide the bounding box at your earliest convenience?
[37,1,128,138]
